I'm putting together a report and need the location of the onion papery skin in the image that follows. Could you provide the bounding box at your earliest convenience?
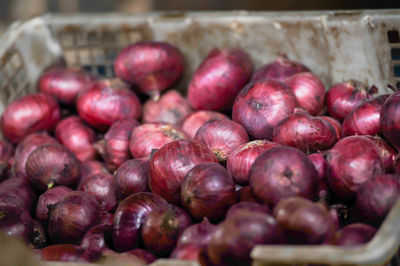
[176,217,217,248]
[249,146,318,207]
[114,41,184,99]
[362,135,396,172]
[55,116,97,162]
[333,223,376,246]
[114,159,149,200]
[0,205,33,244]
[0,177,36,214]
[226,201,271,218]
[232,79,297,140]
[380,90,400,151]
[188,48,253,111]
[182,111,229,139]
[35,186,73,222]
[149,140,218,204]
[76,79,141,131]
[319,116,342,140]
[39,244,94,262]
[1,93,60,143]
[0,140,13,181]
[112,192,168,252]
[129,123,186,159]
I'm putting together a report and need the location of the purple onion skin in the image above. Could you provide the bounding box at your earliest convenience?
[326,136,383,201]
[149,140,218,205]
[0,178,36,215]
[112,192,168,252]
[31,219,47,249]
[380,91,400,151]
[249,146,318,207]
[342,94,389,137]
[114,159,149,200]
[100,211,113,226]
[48,191,100,244]
[188,48,253,112]
[0,140,13,181]
[177,217,217,247]
[362,135,396,172]
[141,205,192,256]
[39,244,94,262]
[181,163,236,222]
[251,54,310,82]
[35,186,73,222]
[182,111,230,139]
[78,173,118,212]
[227,140,280,185]
[79,160,109,186]
[319,116,342,140]
[237,185,259,202]
[308,153,329,201]
[226,201,271,218]
[232,79,297,140]
[333,223,376,246]
[25,144,80,192]
[208,212,283,266]
[123,249,157,264]
[329,204,350,228]
[354,174,400,227]
[0,206,33,244]
[80,224,112,255]
[194,119,249,162]
[170,244,202,261]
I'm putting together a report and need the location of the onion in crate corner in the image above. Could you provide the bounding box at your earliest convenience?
[332,223,376,246]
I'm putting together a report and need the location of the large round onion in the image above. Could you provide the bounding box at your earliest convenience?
[114,159,149,200]
[48,191,99,244]
[285,72,325,115]
[181,163,236,221]
[0,140,13,181]
[25,144,80,191]
[38,67,94,104]
[342,94,389,137]
[319,116,342,140]
[326,136,383,200]
[112,192,168,252]
[0,205,33,244]
[149,140,218,204]
[36,186,73,222]
[176,217,217,248]
[0,178,36,214]
[251,54,310,82]
[1,93,60,143]
[55,116,97,162]
[76,79,141,131]
[188,48,252,111]
[114,41,184,100]
[380,90,400,151]
[129,123,186,159]
[39,244,93,262]
[232,79,297,139]
[333,223,376,246]
[182,111,229,139]
[249,146,318,207]
[143,90,192,125]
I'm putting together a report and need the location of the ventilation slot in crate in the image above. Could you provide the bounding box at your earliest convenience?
[388,30,400,88]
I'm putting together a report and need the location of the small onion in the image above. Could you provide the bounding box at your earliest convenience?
[39,244,93,262]
[333,223,376,246]
[380,90,400,151]
[114,159,149,200]
[80,224,112,255]
[319,116,342,140]
[0,177,36,214]
[0,205,33,244]
[79,160,109,186]
[170,244,202,261]
[182,111,229,139]
[35,186,73,222]
[226,201,271,218]
[31,219,47,249]
[123,249,157,264]
[176,217,217,247]
[237,185,258,202]
[0,140,13,181]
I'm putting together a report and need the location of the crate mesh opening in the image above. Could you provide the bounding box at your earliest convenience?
[388,30,400,43]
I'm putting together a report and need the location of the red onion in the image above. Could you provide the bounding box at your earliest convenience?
[273,109,337,153]
[129,123,186,159]
[123,249,157,264]
[35,186,73,222]
[48,191,99,244]
[0,206,33,244]
[319,116,342,140]
[250,146,318,207]
[182,111,229,139]
[38,67,94,104]
[76,79,141,131]
[149,140,218,204]
[226,202,271,218]
[208,211,283,266]
[79,160,109,186]
[188,48,252,111]
[26,144,80,191]
[333,223,376,246]
[380,90,400,151]
[326,80,376,121]
[112,192,168,252]
[237,185,258,202]
[176,217,217,247]
[80,224,112,255]
[362,135,396,172]
[251,54,310,82]
[181,163,236,221]
[170,244,202,261]
[342,94,389,137]
[100,212,113,226]
[141,205,192,255]
[12,131,58,178]
[114,159,149,200]
[0,140,13,181]
[78,173,117,212]
[354,174,400,227]
[227,140,280,185]
[194,119,249,161]
[39,244,93,262]
[329,204,350,228]
[308,153,329,201]
[100,118,139,172]
[143,90,192,125]
[55,116,97,162]
[274,197,335,244]
[1,93,60,143]
[0,178,36,214]
[114,41,184,100]
[326,136,383,200]
[232,79,297,139]
[285,72,325,115]
[31,219,47,249]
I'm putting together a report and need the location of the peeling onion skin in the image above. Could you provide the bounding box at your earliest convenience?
[149,140,218,205]
[35,186,73,222]
[188,48,253,111]
[249,146,318,207]
[76,79,141,131]
[182,110,230,139]
[380,90,400,151]
[194,119,249,162]
[114,159,149,200]
[129,123,186,159]
[342,94,389,137]
[332,223,376,246]
[143,90,192,126]
[114,41,184,99]
[1,93,61,143]
[0,178,37,214]
[319,116,342,140]
[232,79,297,140]
[0,205,33,244]
[227,140,280,185]
[55,116,97,162]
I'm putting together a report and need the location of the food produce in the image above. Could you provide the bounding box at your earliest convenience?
[332,223,376,246]
[31,219,47,248]
[182,110,229,139]
[80,224,112,255]
[35,186,72,222]
[0,177,37,214]
[176,217,217,247]
[380,89,400,151]
[39,244,94,262]
[0,140,13,180]
[114,159,149,200]
[0,205,33,244]
[226,201,271,218]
